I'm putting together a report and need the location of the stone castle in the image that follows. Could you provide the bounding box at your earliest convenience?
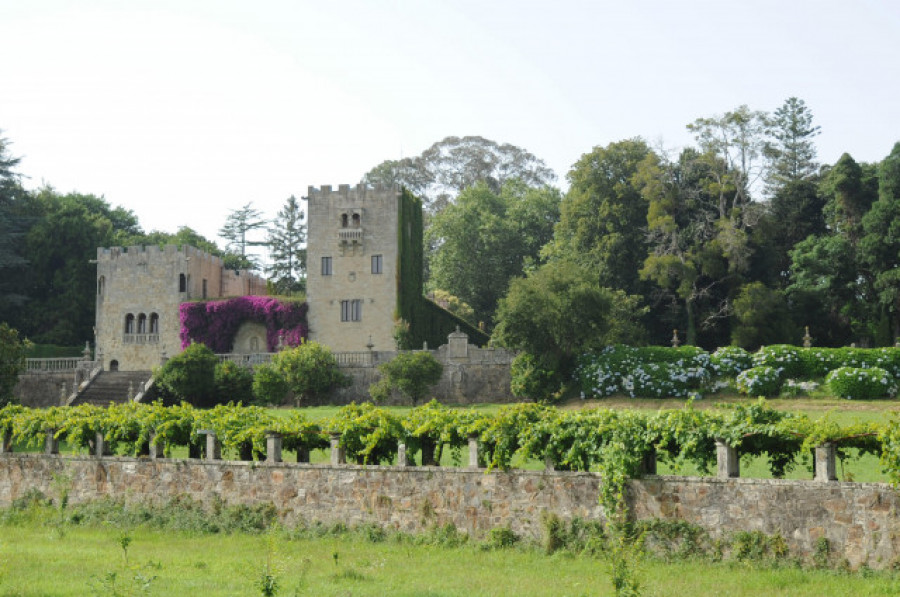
[93,184,479,371]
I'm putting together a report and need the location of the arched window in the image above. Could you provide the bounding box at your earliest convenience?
[341,213,349,228]
[352,213,361,227]
[124,314,135,334]
[179,273,187,292]
[137,314,147,334]
[109,359,119,372]
[149,313,159,335]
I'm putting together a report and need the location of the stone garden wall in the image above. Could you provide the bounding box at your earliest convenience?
[1,453,898,569]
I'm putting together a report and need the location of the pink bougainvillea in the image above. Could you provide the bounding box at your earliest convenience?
[179,296,308,353]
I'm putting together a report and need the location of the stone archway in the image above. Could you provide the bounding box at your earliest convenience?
[232,322,268,354]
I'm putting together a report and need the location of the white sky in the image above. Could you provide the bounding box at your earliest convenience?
[2,0,899,251]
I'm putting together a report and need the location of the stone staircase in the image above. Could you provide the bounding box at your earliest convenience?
[70,371,153,406]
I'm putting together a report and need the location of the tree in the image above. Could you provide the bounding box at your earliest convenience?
[0,323,29,406]
[364,135,556,214]
[369,351,443,405]
[271,341,347,405]
[427,181,560,328]
[544,138,653,296]
[860,142,900,340]
[765,97,821,190]
[219,202,267,269]
[266,195,306,295]
[213,360,254,405]
[493,260,646,396]
[730,282,797,350]
[0,132,28,317]
[16,188,141,345]
[155,342,218,407]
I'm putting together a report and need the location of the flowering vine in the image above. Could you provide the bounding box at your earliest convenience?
[179,296,308,353]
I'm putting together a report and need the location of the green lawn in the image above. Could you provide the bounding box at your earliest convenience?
[2,523,900,596]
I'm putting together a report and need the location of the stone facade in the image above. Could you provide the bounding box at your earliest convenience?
[2,454,899,568]
[305,184,402,352]
[94,245,266,371]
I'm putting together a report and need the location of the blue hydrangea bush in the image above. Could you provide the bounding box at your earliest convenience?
[825,367,898,400]
[736,366,783,397]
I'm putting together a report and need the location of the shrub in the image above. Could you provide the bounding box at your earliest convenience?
[251,363,289,406]
[510,352,562,402]
[0,323,29,406]
[752,345,803,378]
[577,345,711,399]
[709,346,752,377]
[826,367,898,400]
[155,343,218,407]
[271,341,347,405]
[370,351,443,405]
[622,362,709,399]
[213,360,254,405]
[736,366,783,397]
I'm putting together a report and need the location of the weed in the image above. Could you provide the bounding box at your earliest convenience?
[482,525,519,550]
[813,537,831,569]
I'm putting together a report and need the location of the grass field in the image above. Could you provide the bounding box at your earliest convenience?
[3,519,900,596]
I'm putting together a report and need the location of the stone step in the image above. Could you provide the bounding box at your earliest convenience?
[71,371,152,406]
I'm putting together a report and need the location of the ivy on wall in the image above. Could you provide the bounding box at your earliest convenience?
[395,188,489,349]
[179,296,308,353]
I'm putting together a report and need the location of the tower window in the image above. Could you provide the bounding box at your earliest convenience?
[352,213,361,227]
[124,314,135,334]
[179,273,186,292]
[371,254,383,274]
[340,299,362,322]
[149,313,159,334]
[202,279,208,299]
[321,256,333,276]
[341,214,349,228]
[97,276,105,296]
[137,314,147,334]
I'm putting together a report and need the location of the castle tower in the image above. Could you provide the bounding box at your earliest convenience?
[305,184,409,352]
[94,245,266,371]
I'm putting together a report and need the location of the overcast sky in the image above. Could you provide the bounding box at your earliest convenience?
[2,0,898,251]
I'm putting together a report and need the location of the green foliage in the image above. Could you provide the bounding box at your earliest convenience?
[155,343,218,407]
[0,323,29,405]
[577,345,711,398]
[509,352,561,402]
[826,367,897,400]
[736,366,783,397]
[369,351,443,405]
[326,403,403,465]
[266,194,307,296]
[494,259,646,395]
[214,360,254,405]
[219,202,267,270]
[731,282,797,350]
[251,363,289,406]
[271,341,347,405]
[751,344,804,378]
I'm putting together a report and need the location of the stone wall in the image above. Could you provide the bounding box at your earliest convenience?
[13,373,71,407]
[2,454,898,568]
[321,331,516,405]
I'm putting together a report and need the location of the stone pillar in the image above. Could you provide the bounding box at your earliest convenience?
[467,434,480,469]
[45,430,59,455]
[639,449,657,475]
[330,433,345,465]
[815,443,838,482]
[715,439,739,478]
[148,432,161,459]
[199,430,220,460]
[94,432,111,457]
[544,456,555,472]
[397,442,409,467]
[266,432,283,463]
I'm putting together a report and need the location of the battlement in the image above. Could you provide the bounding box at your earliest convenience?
[96,245,225,267]
[306,183,400,203]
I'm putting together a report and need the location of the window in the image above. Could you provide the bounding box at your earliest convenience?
[321,256,333,276]
[137,314,147,334]
[179,273,186,292]
[341,214,349,228]
[202,279,208,299]
[352,213,361,227]
[340,299,362,322]
[149,313,159,334]
[371,254,383,274]
[97,276,105,296]
[124,314,135,334]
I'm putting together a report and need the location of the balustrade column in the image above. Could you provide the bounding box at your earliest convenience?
[198,430,221,460]
[467,434,480,469]
[94,432,111,457]
[45,429,59,455]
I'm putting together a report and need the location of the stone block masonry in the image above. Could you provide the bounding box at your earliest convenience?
[2,454,900,568]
